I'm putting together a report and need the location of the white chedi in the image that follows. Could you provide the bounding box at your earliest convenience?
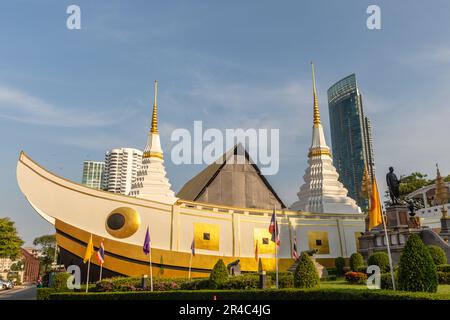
[290,64,361,214]
[129,81,177,204]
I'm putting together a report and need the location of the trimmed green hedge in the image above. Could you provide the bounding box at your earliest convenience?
[37,284,97,300]
[48,288,450,300]
[437,272,450,284]
[428,246,447,265]
[381,272,398,290]
[266,271,293,288]
[37,288,57,300]
[437,264,450,272]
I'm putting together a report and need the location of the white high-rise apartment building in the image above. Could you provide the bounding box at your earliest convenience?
[104,148,143,195]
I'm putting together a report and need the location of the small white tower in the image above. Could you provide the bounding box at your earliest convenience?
[290,63,361,214]
[129,81,177,204]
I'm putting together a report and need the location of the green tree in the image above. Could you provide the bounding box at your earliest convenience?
[0,218,24,260]
[350,253,365,272]
[398,234,438,293]
[293,253,320,288]
[33,234,56,273]
[10,259,24,271]
[427,245,447,265]
[399,172,430,197]
[209,259,228,288]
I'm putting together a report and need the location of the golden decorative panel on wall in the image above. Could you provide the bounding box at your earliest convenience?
[253,228,275,254]
[194,223,220,251]
[307,231,330,254]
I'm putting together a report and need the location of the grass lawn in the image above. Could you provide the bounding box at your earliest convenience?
[437,285,450,294]
[319,279,366,290]
[320,279,450,297]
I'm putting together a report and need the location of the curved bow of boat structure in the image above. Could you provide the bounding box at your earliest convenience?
[16,151,365,278]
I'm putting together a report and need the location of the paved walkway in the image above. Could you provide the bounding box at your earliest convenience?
[0,286,36,300]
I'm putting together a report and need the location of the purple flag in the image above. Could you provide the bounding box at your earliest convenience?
[191,239,195,257]
[143,226,150,255]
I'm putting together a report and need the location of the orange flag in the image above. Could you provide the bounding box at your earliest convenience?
[369,177,383,230]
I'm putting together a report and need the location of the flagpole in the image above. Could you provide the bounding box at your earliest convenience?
[188,251,193,281]
[381,208,396,290]
[149,246,153,292]
[86,258,91,293]
[274,205,279,289]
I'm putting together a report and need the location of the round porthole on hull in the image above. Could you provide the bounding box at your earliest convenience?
[106,207,141,238]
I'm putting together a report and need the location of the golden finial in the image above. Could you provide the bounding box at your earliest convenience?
[361,165,372,200]
[311,62,321,127]
[151,80,158,133]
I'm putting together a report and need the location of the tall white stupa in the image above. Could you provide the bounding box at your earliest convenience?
[129,81,177,204]
[290,64,361,214]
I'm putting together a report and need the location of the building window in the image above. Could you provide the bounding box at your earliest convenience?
[262,238,269,245]
[203,233,210,241]
[316,239,322,246]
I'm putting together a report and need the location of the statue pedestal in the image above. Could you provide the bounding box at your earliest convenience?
[386,205,409,228]
[440,218,450,239]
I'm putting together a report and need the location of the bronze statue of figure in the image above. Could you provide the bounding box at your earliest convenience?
[386,167,401,205]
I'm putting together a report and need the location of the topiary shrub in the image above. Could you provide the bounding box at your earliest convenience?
[294,253,320,288]
[334,257,345,276]
[427,245,447,265]
[380,272,398,290]
[368,252,390,273]
[52,272,70,291]
[398,234,438,293]
[217,274,273,290]
[437,271,450,284]
[266,271,293,288]
[209,259,228,289]
[350,253,365,272]
[356,266,367,273]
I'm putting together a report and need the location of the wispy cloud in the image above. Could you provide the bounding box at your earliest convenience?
[400,46,450,66]
[0,85,139,127]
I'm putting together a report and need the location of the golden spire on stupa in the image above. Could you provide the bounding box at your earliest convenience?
[311,62,321,127]
[151,80,158,134]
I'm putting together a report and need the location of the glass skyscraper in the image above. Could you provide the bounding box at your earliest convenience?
[81,160,105,190]
[327,74,375,211]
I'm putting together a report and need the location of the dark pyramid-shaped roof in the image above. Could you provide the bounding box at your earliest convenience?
[177,144,286,209]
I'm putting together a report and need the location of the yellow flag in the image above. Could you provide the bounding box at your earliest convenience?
[83,234,94,263]
[369,177,383,230]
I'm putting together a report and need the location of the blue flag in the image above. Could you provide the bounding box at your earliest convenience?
[143,226,150,255]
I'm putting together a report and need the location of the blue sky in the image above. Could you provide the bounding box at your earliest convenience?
[1,0,450,245]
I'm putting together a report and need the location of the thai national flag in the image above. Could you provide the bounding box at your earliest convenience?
[191,239,195,257]
[97,240,105,264]
[292,237,299,260]
[269,211,280,246]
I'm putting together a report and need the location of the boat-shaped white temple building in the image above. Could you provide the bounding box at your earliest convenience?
[16,68,365,279]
